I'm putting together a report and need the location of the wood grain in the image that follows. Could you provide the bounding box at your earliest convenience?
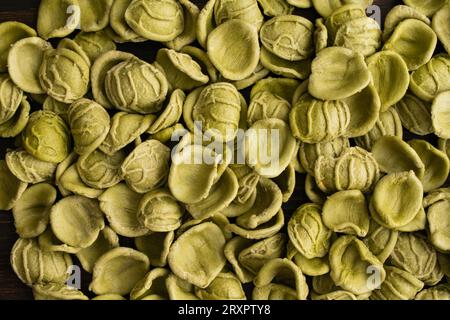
[0,0,400,300]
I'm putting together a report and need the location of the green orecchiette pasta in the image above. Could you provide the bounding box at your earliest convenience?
[0,160,27,211]
[207,19,260,81]
[10,237,72,286]
[105,57,168,114]
[125,0,184,42]
[12,183,56,239]
[314,147,380,194]
[68,98,110,156]
[329,235,385,295]
[22,111,71,164]
[168,222,226,288]
[39,48,90,103]
[288,203,332,259]
[50,195,105,248]
[370,171,423,229]
[371,266,424,300]
[89,247,150,295]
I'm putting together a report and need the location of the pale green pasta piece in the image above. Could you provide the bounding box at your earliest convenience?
[395,93,434,136]
[325,4,366,41]
[408,139,449,192]
[120,140,171,194]
[74,31,117,63]
[343,83,381,138]
[33,283,89,300]
[105,57,168,114]
[58,164,104,198]
[416,284,450,300]
[371,136,425,178]
[50,195,105,248]
[100,112,155,156]
[289,93,350,144]
[191,82,241,142]
[432,91,450,139]
[251,77,300,102]
[433,4,450,54]
[130,268,170,300]
[362,219,398,263]
[427,199,450,253]
[169,144,220,204]
[260,15,314,61]
[322,190,370,237]
[224,237,255,283]
[22,111,71,164]
[0,74,23,124]
[90,247,150,295]
[10,237,72,286]
[371,266,424,300]
[38,227,81,254]
[383,19,437,71]
[99,183,148,237]
[78,0,113,32]
[165,0,200,50]
[5,149,56,184]
[245,119,297,178]
[225,209,285,240]
[156,48,209,91]
[260,48,312,80]
[257,0,294,16]
[90,50,135,109]
[334,17,381,57]
[76,226,120,273]
[168,222,226,288]
[125,0,184,42]
[207,19,260,81]
[403,0,447,17]
[390,233,438,281]
[195,272,246,300]
[135,231,174,267]
[109,0,143,41]
[0,21,36,71]
[186,168,238,220]
[39,48,90,103]
[238,234,286,276]
[68,98,110,156]
[42,97,69,122]
[314,147,380,194]
[383,5,431,41]
[312,0,373,18]
[214,0,264,30]
[253,258,309,300]
[166,273,198,300]
[329,235,385,295]
[354,108,403,151]
[309,46,371,100]
[0,160,27,211]
[288,203,332,259]
[370,171,423,229]
[77,149,125,190]
[12,183,56,239]
[410,54,450,102]
[37,0,78,40]
[137,189,184,232]
[367,51,410,112]
[148,89,184,135]
[8,37,52,94]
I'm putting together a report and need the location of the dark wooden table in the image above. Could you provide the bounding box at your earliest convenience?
[0,0,401,300]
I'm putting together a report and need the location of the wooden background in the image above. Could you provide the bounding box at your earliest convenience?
[0,0,401,300]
